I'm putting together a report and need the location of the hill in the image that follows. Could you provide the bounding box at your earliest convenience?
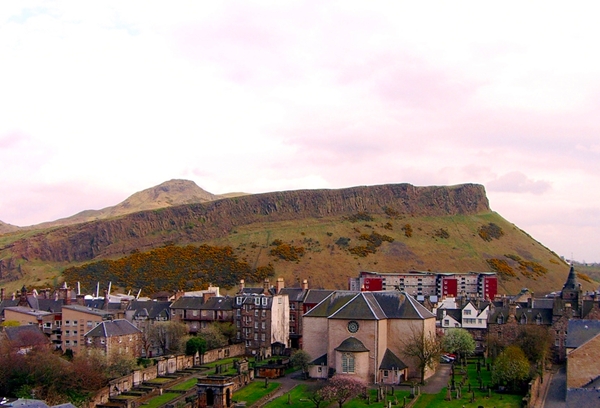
[0,182,592,295]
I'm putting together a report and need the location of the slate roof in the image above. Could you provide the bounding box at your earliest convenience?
[0,399,49,408]
[437,309,462,322]
[304,289,334,305]
[84,319,141,338]
[379,349,408,370]
[279,288,306,302]
[566,388,600,407]
[127,300,171,319]
[4,306,54,318]
[566,320,600,349]
[170,296,205,309]
[200,296,233,310]
[305,290,435,320]
[488,306,553,325]
[2,325,47,347]
[310,354,327,365]
[303,291,358,318]
[334,337,370,352]
[63,304,115,317]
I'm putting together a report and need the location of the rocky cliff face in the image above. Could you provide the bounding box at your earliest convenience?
[0,183,489,266]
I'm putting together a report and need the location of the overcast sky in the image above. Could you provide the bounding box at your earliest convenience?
[1,1,599,262]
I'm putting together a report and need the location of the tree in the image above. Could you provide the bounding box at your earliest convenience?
[199,323,228,350]
[517,325,552,366]
[443,328,475,365]
[492,345,531,391]
[290,349,311,378]
[216,322,238,344]
[306,383,327,408]
[319,375,366,408]
[186,336,207,356]
[147,321,188,354]
[401,325,442,384]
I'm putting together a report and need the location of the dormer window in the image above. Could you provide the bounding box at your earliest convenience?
[497,315,504,324]
[262,297,268,306]
[255,297,261,306]
[236,297,242,305]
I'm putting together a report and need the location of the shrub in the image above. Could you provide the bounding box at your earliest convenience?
[383,206,400,218]
[402,224,413,238]
[478,223,504,241]
[486,258,516,279]
[346,212,374,222]
[434,228,450,239]
[335,237,351,247]
[269,243,305,262]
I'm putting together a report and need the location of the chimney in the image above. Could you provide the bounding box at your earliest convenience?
[276,278,285,294]
[203,292,216,303]
[263,279,270,294]
[76,294,85,306]
[239,279,245,294]
[508,301,517,319]
[301,279,309,290]
[0,287,4,301]
[174,290,185,301]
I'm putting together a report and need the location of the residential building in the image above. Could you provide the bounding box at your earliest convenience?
[233,279,289,357]
[84,319,143,360]
[565,320,600,407]
[0,325,49,353]
[349,271,498,300]
[61,305,116,354]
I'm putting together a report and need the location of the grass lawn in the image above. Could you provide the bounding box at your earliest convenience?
[412,359,524,408]
[145,377,173,384]
[141,392,180,408]
[264,384,314,408]
[233,380,280,406]
[344,388,412,408]
[170,378,198,391]
[202,356,255,369]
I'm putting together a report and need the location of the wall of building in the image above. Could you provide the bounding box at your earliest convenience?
[567,333,600,388]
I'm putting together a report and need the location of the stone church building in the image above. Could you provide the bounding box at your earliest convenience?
[303,290,436,384]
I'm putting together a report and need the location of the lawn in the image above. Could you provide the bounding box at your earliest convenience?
[264,384,314,408]
[263,384,412,408]
[233,380,280,406]
[170,378,198,391]
[141,392,181,408]
[412,359,524,408]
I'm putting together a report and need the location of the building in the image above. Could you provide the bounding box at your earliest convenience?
[233,279,289,357]
[170,290,233,335]
[303,290,436,384]
[61,305,116,354]
[349,271,497,300]
[279,279,333,349]
[565,320,600,407]
[0,325,49,353]
[84,319,143,360]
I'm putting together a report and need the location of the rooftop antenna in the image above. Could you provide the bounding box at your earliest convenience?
[96,282,100,298]
[107,281,112,296]
[136,289,142,299]
[77,282,81,295]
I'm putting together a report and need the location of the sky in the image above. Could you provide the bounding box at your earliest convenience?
[1,1,599,263]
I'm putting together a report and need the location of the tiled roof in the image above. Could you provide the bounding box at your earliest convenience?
[310,354,327,365]
[303,291,357,318]
[63,304,114,317]
[437,309,462,322]
[304,289,334,305]
[566,320,600,349]
[330,293,385,320]
[3,325,47,348]
[379,349,408,370]
[372,292,435,319]
[279,288,307,302]
[334,337,370,352]
[85,319,141,338]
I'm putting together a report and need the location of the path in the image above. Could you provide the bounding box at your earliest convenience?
[260,371,303,405]
[421,363,452,394]
[543,365,566,408]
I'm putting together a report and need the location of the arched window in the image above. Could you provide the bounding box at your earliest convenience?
[342,353,355,373]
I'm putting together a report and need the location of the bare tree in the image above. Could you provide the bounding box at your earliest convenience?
[401,325,442,384]
[148,321,188,355]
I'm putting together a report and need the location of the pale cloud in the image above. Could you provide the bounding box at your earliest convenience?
[1,1,600,261]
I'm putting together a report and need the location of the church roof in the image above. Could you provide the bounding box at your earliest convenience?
[334,337,370,352]
[563,265,579,291]
[305,290,434,321]
[379,349,408,370]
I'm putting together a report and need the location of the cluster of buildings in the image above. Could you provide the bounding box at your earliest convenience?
[2,265,600,396]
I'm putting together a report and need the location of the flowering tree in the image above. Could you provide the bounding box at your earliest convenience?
[319,375,367,408]
[492,345,531,391]
[443,328,475,365]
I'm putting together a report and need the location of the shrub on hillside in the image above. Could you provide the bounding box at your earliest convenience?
[478,223,504,241]
[346,212,374,222]
[486,258,516,279]
[401,223,413,238]
[269,242,305,262]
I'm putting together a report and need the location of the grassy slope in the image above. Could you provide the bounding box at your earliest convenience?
[0,210,592,295]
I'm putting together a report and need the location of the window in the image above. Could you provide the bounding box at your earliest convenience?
[236,321,240,328]
[262,310,266,318]
[262,322,266,330]
[255,310,258,317]
[255,322,258,329]
[101,339,105,344]
[290,314,296,322]
[290,303,296,310]
[192,310,198,317]
[87,321,92,327]
[237,309,241,317]
[43,322,52,329]
[236,297,242,305]
[255,297,261,305]
[65,320,70,326]
[254,333,258,340]
[383,370,389,377]
[444,319,449,326]
[65,330,70,336]
[290,327,296,334]
[261,333,265,342]
[73,320,78,325]
[342,353,355,373]
[278,298,282,304]
[262,297,268,306]
[464,310,472,315]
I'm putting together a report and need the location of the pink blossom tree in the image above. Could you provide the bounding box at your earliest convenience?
[319,375,367,407]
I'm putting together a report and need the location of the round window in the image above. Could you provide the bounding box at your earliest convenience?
[348,321,359,333]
